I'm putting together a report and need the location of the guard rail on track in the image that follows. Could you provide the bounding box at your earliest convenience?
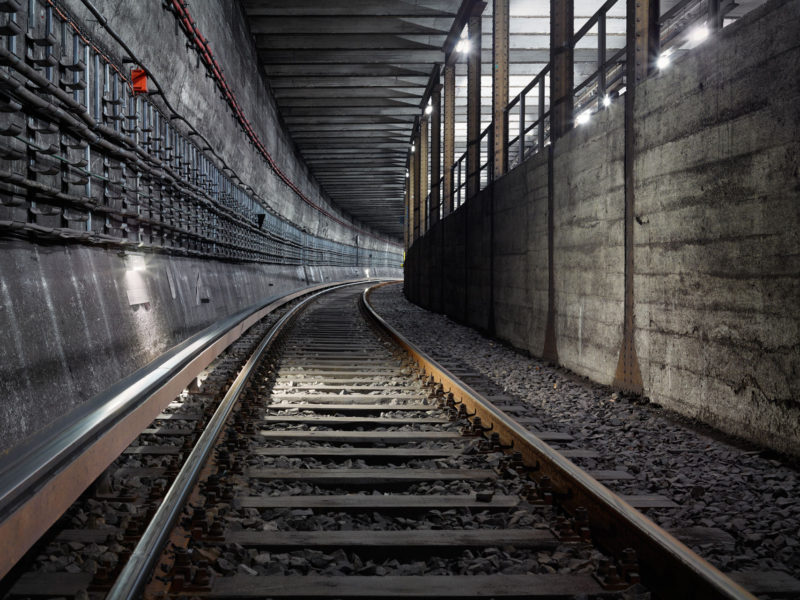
[0,277,396,580]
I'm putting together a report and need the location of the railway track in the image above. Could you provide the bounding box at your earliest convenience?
[2,282,761,599]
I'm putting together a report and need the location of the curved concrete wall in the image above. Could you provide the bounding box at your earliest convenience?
[0,238,400,455]
[72,0,400,255]
[404,0,799,456]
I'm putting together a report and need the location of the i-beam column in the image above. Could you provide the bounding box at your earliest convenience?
[429,83,442,226]
[419,117,429,235]
[492,0,509,178]
[443,63,455,215]
[613,0,658,393]
[550,0,573,138]
[465,4,483,199]
[412,126,421,241]
[404,183,410,250]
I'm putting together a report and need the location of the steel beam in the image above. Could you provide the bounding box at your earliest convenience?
[443,63,455,215]
[412,126,421,241]
[404,181,410,250]
[549,0,573,139]
[466,3,484,199]
[632,0,659,85]
[419,117,429,235]
[492,0,509,177]
[430,83,442,226]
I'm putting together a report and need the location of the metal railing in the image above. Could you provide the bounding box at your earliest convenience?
[572,0,627,116]
[504,65,551,170]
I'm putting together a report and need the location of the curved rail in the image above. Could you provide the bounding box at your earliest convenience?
[0,277,390,580]
[361,282,756,600]
[106,280,370,599]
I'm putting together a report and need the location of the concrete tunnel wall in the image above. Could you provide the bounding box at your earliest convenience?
[0,0,405,455]
[404,0,800,455]
[72,0,400,254]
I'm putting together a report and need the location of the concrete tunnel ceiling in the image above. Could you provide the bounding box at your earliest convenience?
[241,0,761,240]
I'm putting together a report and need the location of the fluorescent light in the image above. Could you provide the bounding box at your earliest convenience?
[424,102,432,115]
[618,86,626,95]
[656,52,671,70]
[575,110,591,126]
[411,143,415,153]
[688,24,710,44]
[602,95,611,107]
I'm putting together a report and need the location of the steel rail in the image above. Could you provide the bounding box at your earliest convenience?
[0,278,385,580]
[361,282,757,600]
[106,280,380,600]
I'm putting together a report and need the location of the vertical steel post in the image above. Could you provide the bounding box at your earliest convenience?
[492,0,509,178]
[708,0,723,30]
[430,82,442,225]
[419,116,429,235]
[550,0,573,139]
[632,0,659,85]
[412,126,421,241]
[404,180,410,250]
[598,12,607,101]
[443,63,456,215]
[612,0,659,394]
[466,5,483,199]
[519,93,525,160]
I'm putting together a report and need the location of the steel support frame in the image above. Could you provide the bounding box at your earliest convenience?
[412,127,420,241]
[708,0,723,31]
[492,0,509,178]
[632,0,660,85]
[613,0,659,393]
[443,63,456,215]
[419,117,429,235]
[430,83,442,226]
[465,5,483,200]
[404,181,410,250]
[550,0,573,139]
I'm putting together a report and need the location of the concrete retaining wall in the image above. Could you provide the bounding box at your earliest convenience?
[0,238,400,455]
[404,0,800,455]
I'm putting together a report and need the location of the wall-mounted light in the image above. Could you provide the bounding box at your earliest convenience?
[688,24,710,45]
[424,99,432,115]
[602,95,612,107]
[656,50,672,70]
[405,169,409,178]
[125,253,146,273]
[411,143,415,153]
[575,110,592,126]
[455,39,471,54]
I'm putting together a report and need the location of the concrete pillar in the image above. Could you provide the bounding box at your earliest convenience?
[429,83,441,226]
[492,0,509,178]
[466,5,483,199]
[443,63,455,216]
[419,117,429,234]
[550,0,573,139]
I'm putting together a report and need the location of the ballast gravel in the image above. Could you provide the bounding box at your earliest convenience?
[369,284,800,577]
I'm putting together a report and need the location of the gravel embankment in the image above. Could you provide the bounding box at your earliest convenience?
[370,284,800,577]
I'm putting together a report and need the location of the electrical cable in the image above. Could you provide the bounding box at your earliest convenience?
[78,0,397,246]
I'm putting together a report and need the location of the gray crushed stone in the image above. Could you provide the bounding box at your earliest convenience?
[369,284,800,576]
